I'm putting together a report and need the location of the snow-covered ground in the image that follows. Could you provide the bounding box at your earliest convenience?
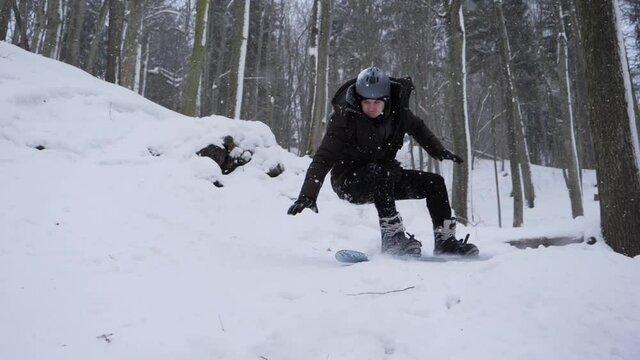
[1,42,639,360]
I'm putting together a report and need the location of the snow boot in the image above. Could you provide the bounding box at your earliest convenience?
[434,218,479,256]
[379,214,422,256]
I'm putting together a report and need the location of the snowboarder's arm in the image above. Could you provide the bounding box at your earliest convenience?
[297,113,347,202]
[405,110,449,160]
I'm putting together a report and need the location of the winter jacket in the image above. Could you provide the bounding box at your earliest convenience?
[298,76,447,200]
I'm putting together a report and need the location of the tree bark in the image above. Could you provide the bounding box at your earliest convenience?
[31,0,48,53]
[85,0,109,75]
[448,0,472,225]
[42,0,62,58]
[576,0,640,257]
[555,1,584,219]
[226,0,250,119]
[64,0,86,66]
[182,0,209,116]
[0,0,10,41]
[495,0,523,227]
[106,0,124,84]
[121,0,145,89]
[307,0,331,155]
[494,0,535,211]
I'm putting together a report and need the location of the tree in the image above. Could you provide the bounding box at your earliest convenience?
[106,0,124,84]
[494,0,524,227]
[554,0,584,219]
[63,0,86,67]
[42,0,62,59]
[305,0,331,155]
[576,0,640,257]
[182,0,209,116]
[85,0,109,75]
[121,0,145,90]
[0,0,10,41]
[447,0,472,225]
[500,0,536,210]
[226,0,250,119]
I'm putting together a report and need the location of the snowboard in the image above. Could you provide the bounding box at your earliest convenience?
[335,249,488,264]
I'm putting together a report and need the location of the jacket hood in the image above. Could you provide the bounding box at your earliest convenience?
[331,76,416,117]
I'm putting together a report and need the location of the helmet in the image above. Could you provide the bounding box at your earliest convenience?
[355,67,390,100]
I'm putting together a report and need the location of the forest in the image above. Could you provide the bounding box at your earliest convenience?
[1,0,639,256]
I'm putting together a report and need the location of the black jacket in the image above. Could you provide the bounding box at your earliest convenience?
[299,76,446,200]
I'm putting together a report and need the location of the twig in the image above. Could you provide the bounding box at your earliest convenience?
[347,286,415,296]
[96,333,113,343]
[218,315,225,332]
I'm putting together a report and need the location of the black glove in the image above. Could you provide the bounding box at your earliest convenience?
[439,149,464,163]
[287,196,319,215]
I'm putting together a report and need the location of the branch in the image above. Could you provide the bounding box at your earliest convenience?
[347,286,415,296]
[419,0,447,18]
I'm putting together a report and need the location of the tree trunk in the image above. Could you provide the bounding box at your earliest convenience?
[226,0,250,119]
[182,0,209,116]
[0,0,10,41]
[448,0,472,225]
[492,104,503,228]
[8,0,29,50]
[64,0,86,66]
[495,0,523,227]
[31,0,48,53]
[106,0,124,84]
[302,0,319,154]
[567,0,595,171]
[307,0,331,155]
[121,0,144,89]
[495,0,535,211]
[1,0,11,41]
[85,0,109,75]
[42,0,62,59]
[555,2,584,219]
[576,0,640,257]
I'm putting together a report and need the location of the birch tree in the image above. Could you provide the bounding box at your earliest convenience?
[554,0,584,219]
[494,0,535,213]
[576,0,640,257]
[182,0,209,116]
[447,0,472,225]
[305,0,331,155]
[42,0,62,59]
[226,0,250,119]
[121,0,145,90]
[494,0,523,227]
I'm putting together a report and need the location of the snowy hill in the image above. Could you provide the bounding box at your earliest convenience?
[1,42,639,360]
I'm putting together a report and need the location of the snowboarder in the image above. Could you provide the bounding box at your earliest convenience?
[287,67,478,257]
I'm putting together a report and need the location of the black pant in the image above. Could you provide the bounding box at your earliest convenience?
[332,163,451,229]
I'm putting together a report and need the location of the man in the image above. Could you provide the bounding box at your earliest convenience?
[287,67,478,257]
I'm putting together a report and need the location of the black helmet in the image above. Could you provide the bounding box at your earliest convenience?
[355,67,390,100]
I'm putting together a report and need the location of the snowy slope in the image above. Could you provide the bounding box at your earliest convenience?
[1,42,639,360]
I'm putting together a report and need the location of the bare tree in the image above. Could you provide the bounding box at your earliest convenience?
[554,0,584,219]
[64,0,86,66]
[85,0,109,75]
[106,0,124,84]
[226,0,250,119]
[121,0,145,89]
[446,0,472,225]
[42,0,62,59]
[182,0,209,116]
[305,0,331,154]
[576,0,640,257]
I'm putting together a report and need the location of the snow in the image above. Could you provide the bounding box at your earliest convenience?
[1,42,639,360]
